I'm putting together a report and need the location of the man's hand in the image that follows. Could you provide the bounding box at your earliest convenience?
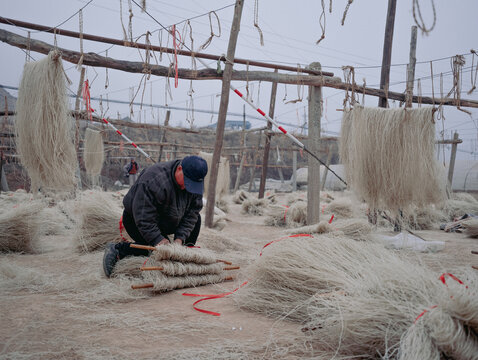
[173,239,183,245]
[155,238,170,248]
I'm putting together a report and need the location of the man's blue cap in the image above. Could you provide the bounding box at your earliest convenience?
[181,155,208,195]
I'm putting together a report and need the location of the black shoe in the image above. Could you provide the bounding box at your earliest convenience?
[103,243,120,278]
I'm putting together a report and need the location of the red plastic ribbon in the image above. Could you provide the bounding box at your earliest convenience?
[119,216,127,241]
[182,281,249,316]
[171,25,181,88]
[414,273,468,324]
[260,234,313,256]
[414,305,438,324]
[282,205,289,223]
[439,273,468,288]
[328,214,335,224]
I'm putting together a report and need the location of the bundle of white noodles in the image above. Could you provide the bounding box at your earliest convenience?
[264,201,307,228]
[234,235,478,358]
[241,198,269,216]
[462,218,478,238]
[286,218,372,241]
[141,271,229,293]
[74,190,128,252]
[199,151,230,200]
[339,106,446,213]
[442,197,478,221]
[0,201,45,253]
[151,243,217,264]
[15,50,77,196]
[232,190,249,204]
[83,128,104,185]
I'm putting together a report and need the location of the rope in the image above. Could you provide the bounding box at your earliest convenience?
[253,0,264,46]
[412,0,436,35]
[199,11,221,51]
[341,0,354,26]
[76,9,84,70]
[285,64,304,104]
[468,49,477,94]
[104,50,109,89]
[316,0,326,44]
[127,0,134,43]
[171,24,181,88]
[25,31,31,63]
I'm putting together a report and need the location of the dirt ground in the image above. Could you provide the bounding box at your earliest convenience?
[0,191,476,359]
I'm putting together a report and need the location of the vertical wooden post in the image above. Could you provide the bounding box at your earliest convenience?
[378,0,397,108]
[205,0,244,228]
[447,132,459,189]
[248,131,262,191]
[405,26,418,108]
[321,145,333,191]
[258,69,278,198]
[307,62,322,225]
[233,105,246,192]
[292,150,297,192]
[158,110,170,162]
[0,151,4,193]
[75,67,86,190]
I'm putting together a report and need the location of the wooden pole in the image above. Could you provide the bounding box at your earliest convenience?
[307,62,322,225]
[75,68,85,190]
[447,132,460,188]
[321,145,333,191]
[158,110,170,162]
[248,131,263,192]
[259,69,278,198]
[405,26,418,108]
[378,0,397,108]
[292,150,297,192]
[2,29,478,108]
[233,105,247,193]
[0,17,333,77]
[205,0,244,228]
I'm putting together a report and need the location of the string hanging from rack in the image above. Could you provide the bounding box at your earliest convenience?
[316,0,326,44]
[254,0,264,46]
[468,49,477,94]
[412,0,436,35]
[199,11,221,51]
[76,9,84,70]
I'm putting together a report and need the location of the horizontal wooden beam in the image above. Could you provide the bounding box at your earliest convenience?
[1,28,477,109]
[0,16,334,77]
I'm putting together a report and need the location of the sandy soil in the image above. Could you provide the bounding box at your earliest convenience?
[0,191,476,359]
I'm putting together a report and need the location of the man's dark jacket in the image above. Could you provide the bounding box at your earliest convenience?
[123,160,203,246]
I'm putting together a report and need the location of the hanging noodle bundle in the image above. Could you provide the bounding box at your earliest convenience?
[74,190,128,252]
[83,128,104,185]
[15,50,77,195]
[339,106,446,213]
[199,151,230,200]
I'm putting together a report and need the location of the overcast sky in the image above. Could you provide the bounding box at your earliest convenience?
[1,0,477,161]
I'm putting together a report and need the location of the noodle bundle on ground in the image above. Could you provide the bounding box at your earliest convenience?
[74,190,128,252]
[234,235,478,359]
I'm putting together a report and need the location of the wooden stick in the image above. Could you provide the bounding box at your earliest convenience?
[216,259,233,265]
[140,266,239,271]
[130,243,233,265]
[129,243,156,251]
[131,276,234,290]
[131,283,154,289]
[140,266,164,271]
[472,265,478,271]
[472,250,478,255]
